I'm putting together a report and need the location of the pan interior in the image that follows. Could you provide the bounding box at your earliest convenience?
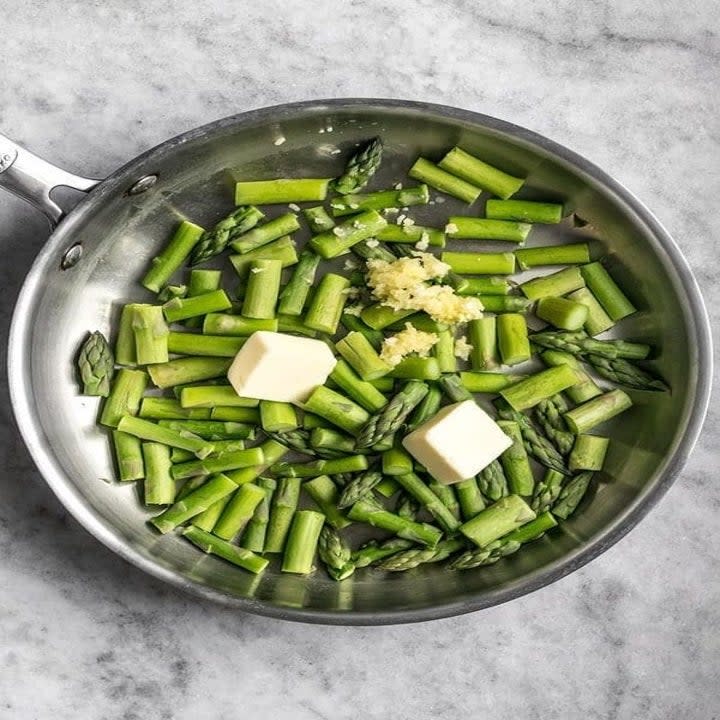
[10,102,704,620]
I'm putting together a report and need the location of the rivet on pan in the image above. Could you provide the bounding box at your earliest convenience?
[61,243,83,270]
[127,174,158,195]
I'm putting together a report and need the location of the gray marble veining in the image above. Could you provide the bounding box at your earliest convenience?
[1,1,718,718]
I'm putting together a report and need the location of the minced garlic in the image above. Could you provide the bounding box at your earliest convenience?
[366,253,483,325]
[380,323,439,367]
[454,335,473,361]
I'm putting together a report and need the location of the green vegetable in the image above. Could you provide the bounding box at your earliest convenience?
[334,137,383,194]
[163,289,232,323]
[310,210,388,259]
[213,483,266,540]
[455,478,486,520]
[499,364,578,411]
[142,220,204,293]
[566,287,615,336]
[536,296,588,331]
[304,385,370,436]
[231,213,300,254]
[376,223,445,248]
[272,455,369,478]
[447,217,531,243]
[241,258,282,319]
[340,312,385,350]
[147,357,232,388]
[441,251,516,275]
[531,469,565,514]
[563,389,633,433]
[117,415,214,458]
[331,185,429,217]
[259,401,298,433]
[264,477,302,553]
[115,304,140,367]
[304,475,351,530]
[409,157,481,203]
[182,526,269,574]
[78,331,114,396]
[229,236,298,278]
[303,206,336,233]
[281,510,326,574]
[139,397,212,420]
[496,421,535,496]
[460,372,524,393]
[112,430,144,482]
[189,206,265,265]
[469,317,497,370]
[497,313,531,366]
[580,262,636,321]
[519,267,585,300]
[317,526,355,581]
[234,178,330,205]
[477,295,533,314]
[389,356,441,381]
[569,435,609,471]
[352,538,414,568]
[515,243,590,270]
[477,460,509,501]
[277,250,321,316]
[486,199,562,224]
[377,537,466,572]
[304,273,350,334]
[167,332,245,357]
[438,147,524,199]
[142,442,175,505]
[433,329,456,373]
[459,495,535,548]
[540,350,603,403]
[456,276,511,296]
[552,472,593,519]
[336,330,392,381]
[241,477,276,552]
[586,355,668,392]
[100,368,148,427]
[170,447,265,480]
[530,331,650,360]
[329,359,388,413]
[438,374,473,403]
[534,395,575,455]
[202,314,278,335]
[179,386,258,409]
[337,470,384,509]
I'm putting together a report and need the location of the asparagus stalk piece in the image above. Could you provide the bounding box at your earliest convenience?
[277,250,321,316]
[459,495,535,548]
[441,251,516,275]
[304,475,351,530]
[117,416,215,458]
[189,206,265,265]
[536,296,589,331]
[496,421,536,496]
[531,331,650,360]
[329,359,388,413]
[396,492,421,520]
[356,381,429,449]
[172,438,246,462]
[552,472,593,519]
[310,427,357,456]
[317,526,355,580]
[580,262,636,320]
[497,313,531,366]
[241,477,276,552]
[304,273,351,333]
[352,537,415,568]
[213,483,266,540]
[229,236,298,279]
[231,213,300,254]
[406,383,442,431]
[476,296,533,314]
[271,455,369,478]
[375,476,401,497]
[531,469,565,513]
[499,364,578,411]
[304,385,370,436]
[460,372,524,393]
[337,470,384,509]
[268,428,344,459]
[276,314,318,337]
[151,473,237,533]
[563,389,633,433]
[395,472,461,533]
[158,419,254,440]
[586,355,668,392]
[115,304,140,366]
[334,137,383,194]
[77,331,114,396]
[377,537,466,571]
[438,147,524,199]
[495,401,570,476]
[388,357,441,381]
[140,397,211,420]
[515,243,590,269]
[446,217,531,243]
[534,395,575,455]
[336,331,392,381]
[486,199,562,224]
[234,178,330,205]
[167,332,245,358]
[147,357,232,388]
[469,317,497,370]
[569,435,609,471]
[183,269,222,328]
[142,220,204,293]
[566,287,615,336]
[224,439,288,487]
[427,479,461,520]
[433,329,456,373]
[259,401,298,433]
[191,495,233,532]
[351,238,397,262]
[281,510,326,574]
[100,369,148,427]
[112,430,144,482]
[360,303,416,330]
[341,312,385,350]
[264,477,302,553]
[438,374,473,403]
[477,460,509,501]
[457,276,512,296]
[170,447,265,479]
[303,206,336,233]
[182,526,269,574]
[331,184,429,216]
[179,386,258,409]
[347,496,443,547]
[409,157,481,203]
[455,477,486,520]
[310,210,388,259]
[520,267,585,301]
[142,442,175,505]
[540,349,603,403]
[163,290,232,322]
[241,259,282,319]
[377,224,445,248]
[202,314,278,335]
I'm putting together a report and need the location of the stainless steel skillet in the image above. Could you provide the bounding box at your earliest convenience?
[2,99,712,624]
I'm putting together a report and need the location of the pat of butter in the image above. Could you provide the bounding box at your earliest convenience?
[402,400,512,484]
[227,331,336,403]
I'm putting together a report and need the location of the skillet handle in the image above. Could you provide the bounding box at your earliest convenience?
[0,133,101,227]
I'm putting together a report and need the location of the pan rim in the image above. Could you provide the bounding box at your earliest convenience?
[7,98,713,625]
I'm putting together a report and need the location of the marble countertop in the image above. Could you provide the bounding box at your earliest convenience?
[1,1,718,718]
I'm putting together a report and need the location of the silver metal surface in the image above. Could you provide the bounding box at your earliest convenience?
[127,174,159,195]
[0,133,99,225]
[4,100,713,624]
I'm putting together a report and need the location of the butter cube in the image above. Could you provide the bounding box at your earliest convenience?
[402,400,512,484]
[227,331,336,403]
